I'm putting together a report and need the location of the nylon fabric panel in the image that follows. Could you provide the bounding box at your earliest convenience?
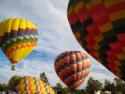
[67,0,125,80]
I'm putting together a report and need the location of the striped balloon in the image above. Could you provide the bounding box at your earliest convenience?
[0,18,38,64]
[67,0,125,80]
[17,76,55,94]
[55,51,90,89]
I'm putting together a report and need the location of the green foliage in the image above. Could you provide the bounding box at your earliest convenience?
[56,82,64,94]
[0,83,7,91]
[63,87,71,94]
[114,78,125,93]
[85,77,103,94]
[103,78,125,93]
[0,73,125,94]
[103,79,115,92]
[40,72,49,84]
[7,75,22,90]
[56,82,63,89]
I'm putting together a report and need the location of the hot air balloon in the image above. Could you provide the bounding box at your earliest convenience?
[0,18,38,70]
[55,51,90,89]
[16,76,55,94]
[67,0,125,80]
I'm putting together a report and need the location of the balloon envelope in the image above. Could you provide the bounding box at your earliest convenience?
[0,18,38,64]
[17,76,55,94]
[55,51,90,89]
[67,0,125,80]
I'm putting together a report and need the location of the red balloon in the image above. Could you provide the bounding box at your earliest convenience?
[67,0,125,80]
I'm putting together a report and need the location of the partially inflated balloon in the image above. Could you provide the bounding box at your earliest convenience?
[67,0,125,80]
[55,51,90,89]
[17,76,55,94]
[0,18,38,66]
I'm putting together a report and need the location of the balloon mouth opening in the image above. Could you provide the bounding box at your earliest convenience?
[10,59,18,64]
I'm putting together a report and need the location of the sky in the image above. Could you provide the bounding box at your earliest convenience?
[0,0,116,88]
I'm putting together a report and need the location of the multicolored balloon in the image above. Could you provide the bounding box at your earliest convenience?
[17,76,55,94]
[0,18,38,69]
[55,51,90,89]
[67,0,125,80]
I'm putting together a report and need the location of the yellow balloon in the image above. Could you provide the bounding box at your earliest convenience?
[0,18,38,66]
[17,76,55,94]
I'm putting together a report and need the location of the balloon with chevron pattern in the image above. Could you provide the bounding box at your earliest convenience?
[55,51,90,89]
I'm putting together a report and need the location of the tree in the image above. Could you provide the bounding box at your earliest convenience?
[114,78,125,92]
[56,83,63,89]
[122,83,125,93]
[7,75,22,91]
[104,79,115,91]
[0,83,7,91]
[85,77,103,94]
[103,79,115,93]
[56,82,63,94]
[40,72,49,84]
[63,87,71,94]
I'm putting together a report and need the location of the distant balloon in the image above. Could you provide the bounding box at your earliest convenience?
[17,76,55,94]
[0,18,38,70]
[67,0,125,80]
[55,51,90,89]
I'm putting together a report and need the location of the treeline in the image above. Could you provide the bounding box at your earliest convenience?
[0,72,125,94]
[54,77,125,94]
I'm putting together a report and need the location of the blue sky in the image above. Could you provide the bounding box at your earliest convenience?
[0,0,116,88]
